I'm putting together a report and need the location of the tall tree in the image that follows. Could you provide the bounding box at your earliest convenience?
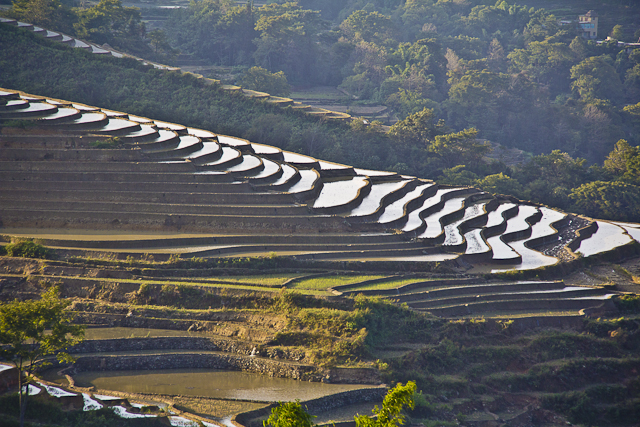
[570,55,623,103]
[0,288,84,427]
[388,107,447,146]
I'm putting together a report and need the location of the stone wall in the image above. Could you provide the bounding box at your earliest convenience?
[72,353,321,381]
[233,387,387,427]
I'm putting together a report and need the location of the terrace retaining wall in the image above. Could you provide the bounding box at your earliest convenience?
[71,353,321,381]
[234,387,387,427]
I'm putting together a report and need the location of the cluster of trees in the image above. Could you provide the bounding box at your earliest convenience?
[158,0,640,221]
[0,288,84,427]
[160,0,640,160]
[1,2,639,221]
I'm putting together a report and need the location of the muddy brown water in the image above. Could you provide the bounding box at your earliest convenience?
[46,369,374,402]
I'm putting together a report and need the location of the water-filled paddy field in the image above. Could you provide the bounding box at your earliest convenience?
[45,369,375,403]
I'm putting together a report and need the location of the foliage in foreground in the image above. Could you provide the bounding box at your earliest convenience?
[263,399,316,427]
[355,381,416,427]
[0,287,84,427]
[264,382,416,427]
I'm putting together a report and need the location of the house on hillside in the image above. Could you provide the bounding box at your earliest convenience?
[579,10,598,39]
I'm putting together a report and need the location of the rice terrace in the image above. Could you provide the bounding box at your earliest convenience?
[1,1,640,427]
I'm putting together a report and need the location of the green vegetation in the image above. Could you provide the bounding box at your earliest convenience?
[340,278,428,292]
[240,66,291,97]
[0,239,52,259]
[289,275,387,291]
[263,382,416,427]
[355,381,416,427]
[4,5,640,219]
[263,400,316,427]
[0,287,84,427]
[89,137,123,149]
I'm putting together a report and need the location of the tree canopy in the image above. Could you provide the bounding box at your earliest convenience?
[355,381,416,427]
[0,287,84,427]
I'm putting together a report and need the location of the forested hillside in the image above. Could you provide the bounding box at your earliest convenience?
[2,0,640,221]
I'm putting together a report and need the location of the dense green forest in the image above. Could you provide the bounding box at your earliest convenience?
[1,0,640,221]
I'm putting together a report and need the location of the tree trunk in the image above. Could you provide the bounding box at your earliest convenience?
[18,368,26,427]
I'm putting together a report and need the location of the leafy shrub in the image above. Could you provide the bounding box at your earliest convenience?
[2,119,37,129]
[614,294,640,313]
[2,240,51,259]
[90,137,123,149]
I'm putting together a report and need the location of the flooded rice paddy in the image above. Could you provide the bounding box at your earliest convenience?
[401,188,457,232]
[485,203,516,228]
[464,229,490,254]
[55,369,374,403]
[419,197,466,239]
[270,164,297,186]
[443,202,487,246]
[313,177,368,209]
[577,221,633,257]
[503,205,538,235]
[286,170,318,193]
[348,180,408,217]
[377,183,434,224]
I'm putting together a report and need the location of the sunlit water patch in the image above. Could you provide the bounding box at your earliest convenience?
[68,369,373,403]
[487,235,519,261]
[226,155,262,172]
[187,141,221,160]
[503,205,538,236]
[270,164,297,186]
[485,203,517,228]
[83,393,103,411]
[187,128,216,138]
[401,188,458,232]
[251,159,280,179]
[313,177,368,209]
[378,183,434,224]
[419,197,466,239]
[348,180,408,217]
[443,202,487,246]
[282,152,317,165]
[577,221,632,257]
[527,207,566,241]
[216,136,250,148]
[464,229,489,255]
[286,170,319,193]
[251,143,281,156]
[497,239,557,271]
[203,147,241,166]
[612,221,640,243]
[112,406,156,419]
[38,383,77,398]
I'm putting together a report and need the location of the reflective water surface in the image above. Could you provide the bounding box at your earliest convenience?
[64,369,373,403]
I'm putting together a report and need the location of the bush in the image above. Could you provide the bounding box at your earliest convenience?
[89,137,123,149]
[2,240,51,259]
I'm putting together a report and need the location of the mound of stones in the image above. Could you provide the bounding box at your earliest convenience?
[1,88,639,273]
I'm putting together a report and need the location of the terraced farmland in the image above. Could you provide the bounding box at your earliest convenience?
[2,88,640,427]
[1,88,639,272]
